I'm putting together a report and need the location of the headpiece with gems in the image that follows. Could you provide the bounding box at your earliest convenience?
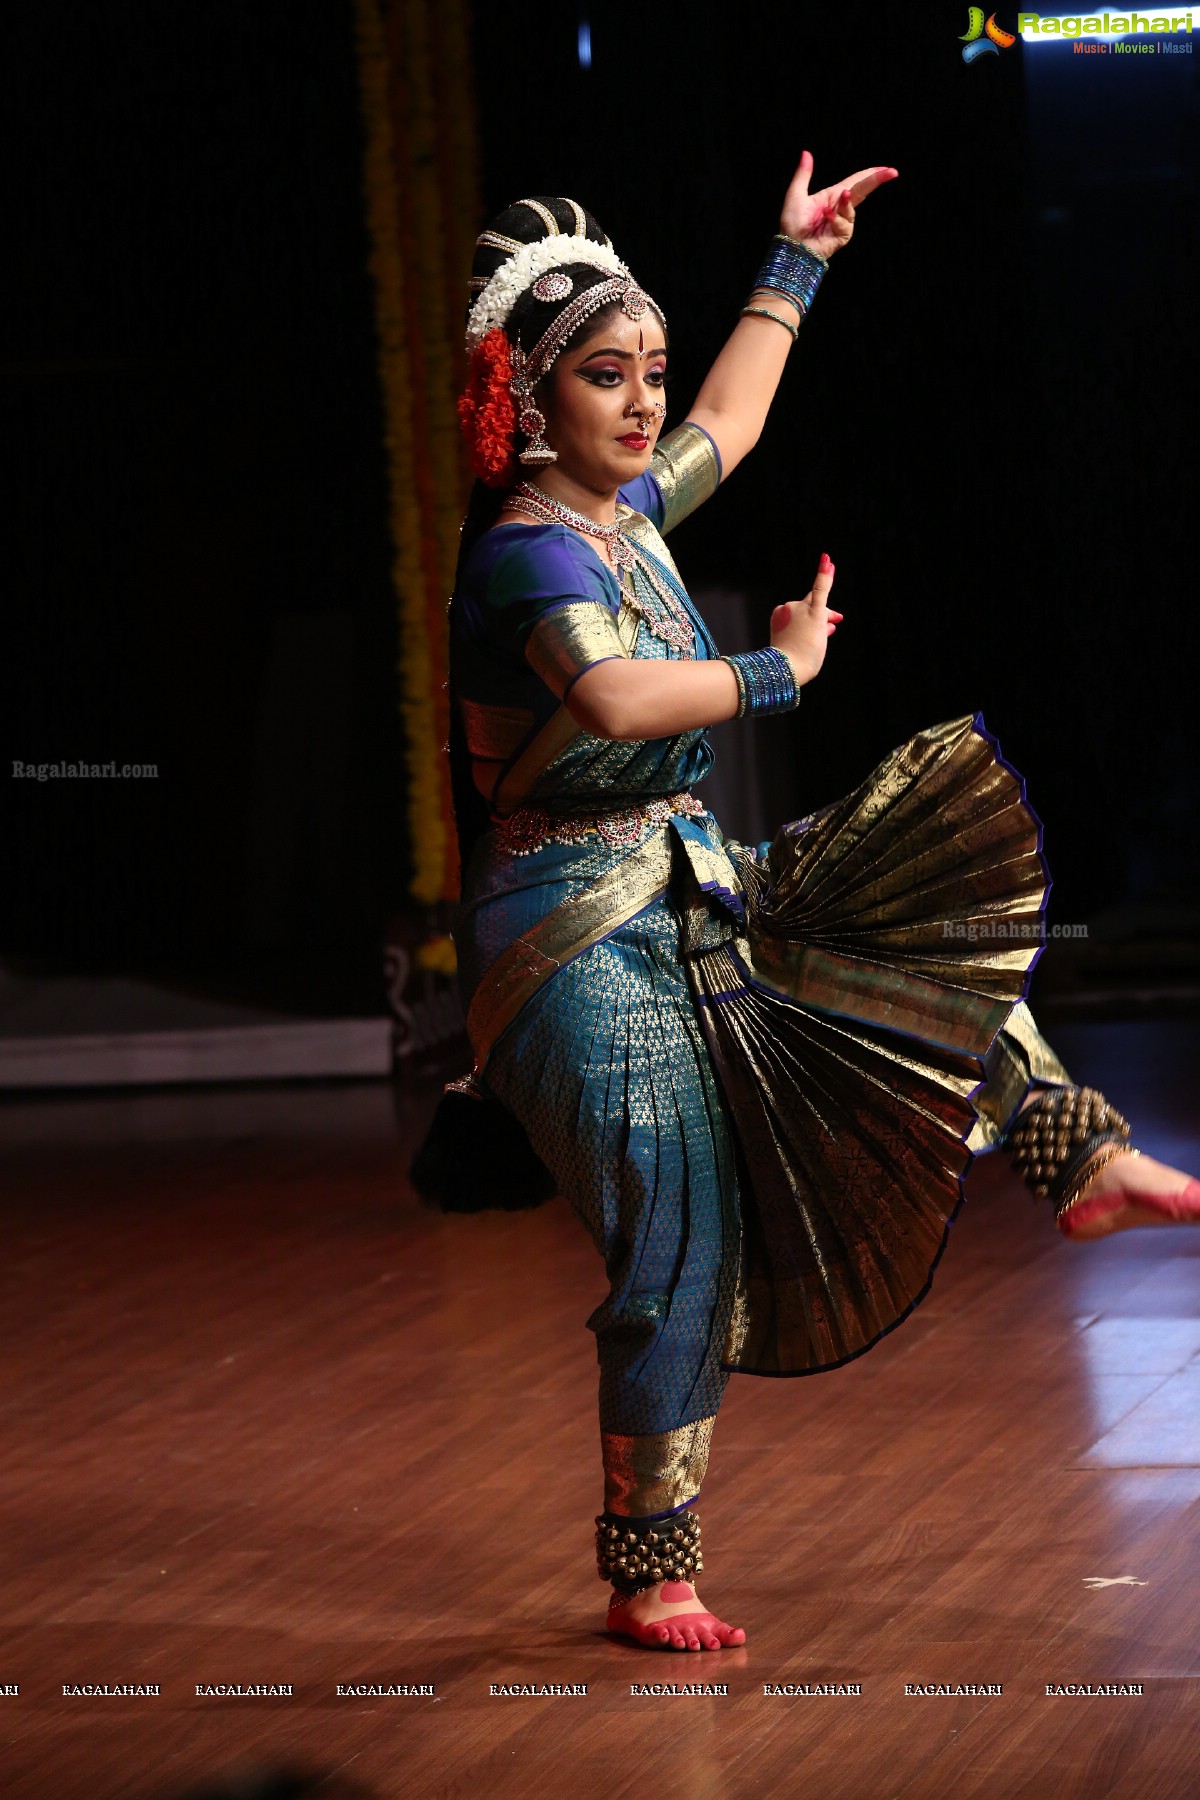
[508,277,662,468]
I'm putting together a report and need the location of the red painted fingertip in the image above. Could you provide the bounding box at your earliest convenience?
[819,553,832,573]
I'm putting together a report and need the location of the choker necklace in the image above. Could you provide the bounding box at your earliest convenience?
[507,481,636,573]
[505,481,694,652]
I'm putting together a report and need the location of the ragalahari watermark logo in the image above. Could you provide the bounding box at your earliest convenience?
[961,7,1018,59]
[968,11,1197,54]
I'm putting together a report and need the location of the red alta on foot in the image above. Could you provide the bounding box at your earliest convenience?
[1058,1174,1200,1239]
[606,1582,747,1651]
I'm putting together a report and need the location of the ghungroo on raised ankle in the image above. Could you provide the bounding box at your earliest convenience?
[1002,1085,1136,1224]
[595,1508,704,1595]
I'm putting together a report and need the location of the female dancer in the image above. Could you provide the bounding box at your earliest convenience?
[442,157,1200,1653]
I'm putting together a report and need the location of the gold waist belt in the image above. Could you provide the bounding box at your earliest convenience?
[493,788,707,857]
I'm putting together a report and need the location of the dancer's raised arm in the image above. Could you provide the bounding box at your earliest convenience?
[685,151,898,478]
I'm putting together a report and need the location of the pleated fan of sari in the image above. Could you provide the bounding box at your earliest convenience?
[685,714,1050,1377]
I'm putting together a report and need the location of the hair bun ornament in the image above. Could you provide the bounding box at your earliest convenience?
[532,271,573,303]
[457,327,518,489]
[621,285,649,321]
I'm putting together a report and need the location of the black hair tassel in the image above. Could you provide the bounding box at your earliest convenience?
[410,1076,557,1213]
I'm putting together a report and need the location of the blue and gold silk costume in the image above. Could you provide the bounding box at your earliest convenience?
[449,422,1071,1520]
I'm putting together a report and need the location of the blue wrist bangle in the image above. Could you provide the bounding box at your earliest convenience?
[719,647,800,718]
[752,236,828,316]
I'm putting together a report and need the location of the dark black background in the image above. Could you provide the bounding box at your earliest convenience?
[4,2,1197,1000]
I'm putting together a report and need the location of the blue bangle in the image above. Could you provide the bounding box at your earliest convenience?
[719,648,800,718]
[752,236,828,316]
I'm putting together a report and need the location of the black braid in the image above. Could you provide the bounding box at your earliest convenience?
[449,197,662,879]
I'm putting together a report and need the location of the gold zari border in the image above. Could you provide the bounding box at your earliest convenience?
[492,599,640,811]
[465,826,674,1068]
[965,1000,1075,1152]
[459,698,535,763]
[648,422,721,534]
[601,1416,717,1516]
[525,600,629,698]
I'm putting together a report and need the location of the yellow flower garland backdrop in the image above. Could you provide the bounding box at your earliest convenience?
[353,0,480,942]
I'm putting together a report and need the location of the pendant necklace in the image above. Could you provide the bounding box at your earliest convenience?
[506,481,694,653]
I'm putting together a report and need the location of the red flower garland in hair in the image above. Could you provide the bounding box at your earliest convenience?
[457,327,518,488]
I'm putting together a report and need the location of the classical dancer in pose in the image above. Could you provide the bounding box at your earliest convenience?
[436,157,1200,1652]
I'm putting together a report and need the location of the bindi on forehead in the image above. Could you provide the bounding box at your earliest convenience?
[576,345,667,366]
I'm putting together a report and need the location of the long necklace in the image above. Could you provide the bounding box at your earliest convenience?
[506,481,695,652]
[624,547,696,654]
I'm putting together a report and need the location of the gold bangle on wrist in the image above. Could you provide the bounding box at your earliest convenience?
[748,285,802,319]
[739,304,798,343]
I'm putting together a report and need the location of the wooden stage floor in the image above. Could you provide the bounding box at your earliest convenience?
[2,1019,1199,1800]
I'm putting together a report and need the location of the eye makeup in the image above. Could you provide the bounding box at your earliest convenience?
[573,358,668,386]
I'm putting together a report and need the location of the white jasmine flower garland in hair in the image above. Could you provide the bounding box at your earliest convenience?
[465,236,630,348]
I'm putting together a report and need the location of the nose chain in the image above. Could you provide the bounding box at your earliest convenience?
[626,400,668,431]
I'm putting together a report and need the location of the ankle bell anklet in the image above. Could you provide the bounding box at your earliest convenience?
[1003,1086,1136,1225]
[1054,1143,1141,1225]
[595,1508,704,1596]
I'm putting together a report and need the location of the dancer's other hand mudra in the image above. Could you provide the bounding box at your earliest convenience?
[770,552,841,689]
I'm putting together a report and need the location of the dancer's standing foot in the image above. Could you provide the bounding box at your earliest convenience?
[606,1581,747,1651]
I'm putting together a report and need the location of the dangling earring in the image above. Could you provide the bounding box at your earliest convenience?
[510,344,557,468]
[518,410,557,467]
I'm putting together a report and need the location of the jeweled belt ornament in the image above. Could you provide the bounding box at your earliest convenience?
[494,788,707,857]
